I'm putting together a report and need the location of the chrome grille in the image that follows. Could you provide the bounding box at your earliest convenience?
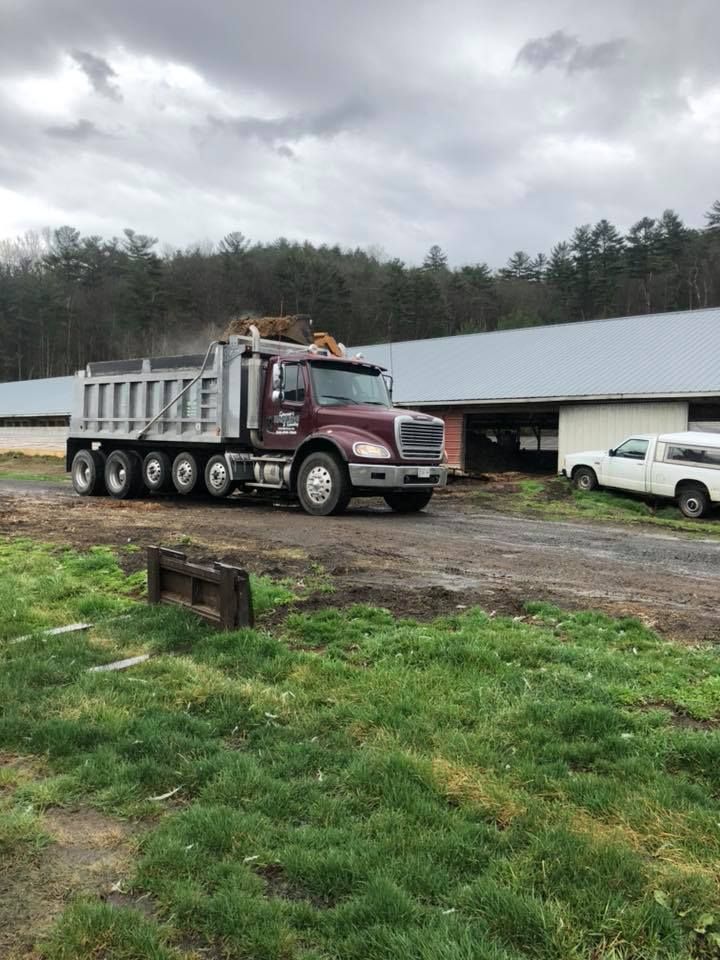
[397,417,444,460]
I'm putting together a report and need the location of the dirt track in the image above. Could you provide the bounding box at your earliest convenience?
[0,480,718,641]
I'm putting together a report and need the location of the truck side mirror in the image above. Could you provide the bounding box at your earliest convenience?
[383,374,394,398]
[609,448,615,456]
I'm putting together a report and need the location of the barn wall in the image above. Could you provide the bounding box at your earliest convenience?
[0,425,68,455]
[437,410,464,469]
[558,401,689,466]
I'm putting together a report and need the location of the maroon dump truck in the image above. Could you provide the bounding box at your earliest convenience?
[67,322,447,515]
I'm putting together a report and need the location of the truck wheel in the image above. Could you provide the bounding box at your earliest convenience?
[573,467,598,492]
[297,452,351,516]
[105,450,143,499]
[172,451,200,495]
[205,455,235,498]
[143,451,172,492]
[71,449,106,497]
[384,490,433,513]
[678,485,709,519]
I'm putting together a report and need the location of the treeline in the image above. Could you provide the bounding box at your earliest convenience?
[0,200,719,381]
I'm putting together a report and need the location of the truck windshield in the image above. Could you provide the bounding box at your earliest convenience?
[309,362,390,407]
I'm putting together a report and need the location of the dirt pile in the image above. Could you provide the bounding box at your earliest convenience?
[223,314,313,345]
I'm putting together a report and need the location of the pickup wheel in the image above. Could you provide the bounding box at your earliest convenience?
[573,466,598,492]
[105,450,143,499]
[143,451,172,492]
[205,455,235,498]
[172,452,201,495]
[384,490,433,513]
[71,449,106,496]
[678,485,710,519]
[297,452,351,516]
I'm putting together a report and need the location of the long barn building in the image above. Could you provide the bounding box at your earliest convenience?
[357,306,720,472]
[1,306,719,472]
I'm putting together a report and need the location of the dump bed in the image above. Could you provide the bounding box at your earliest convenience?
[69,342,245,444]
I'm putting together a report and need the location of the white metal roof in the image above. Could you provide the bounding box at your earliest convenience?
[1,306,719,417]
[0,376,73,417]
[356,306,720,406]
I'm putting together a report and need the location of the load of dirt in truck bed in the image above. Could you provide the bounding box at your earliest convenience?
[224,314,313,344]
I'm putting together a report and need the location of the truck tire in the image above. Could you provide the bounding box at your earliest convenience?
[573,467,598,492]
[297,451,351,516]
[384,490,433,513]
[172,451,201,495]
[678,485,710,519]
[143,451,172,492]
[105,450,143,499]
[205,454,235,498]
[71,449,106,497]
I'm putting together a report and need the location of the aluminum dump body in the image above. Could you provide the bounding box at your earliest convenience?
[69,341,245,444]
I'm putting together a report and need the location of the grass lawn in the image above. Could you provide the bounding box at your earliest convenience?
[0,452,67,483]
[473,476,720,538]
[2,539,720,959]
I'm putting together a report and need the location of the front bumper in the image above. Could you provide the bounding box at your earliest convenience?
[348,463,448,488]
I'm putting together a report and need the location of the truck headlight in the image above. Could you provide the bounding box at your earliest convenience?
[353,442,391,459]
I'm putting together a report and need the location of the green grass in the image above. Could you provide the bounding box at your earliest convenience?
[474,476,720,537]
[3,539,720,958]
[0,451,67,483]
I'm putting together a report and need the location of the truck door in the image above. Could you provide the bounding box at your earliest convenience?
[604,437,650,492]
[263,361,310,451]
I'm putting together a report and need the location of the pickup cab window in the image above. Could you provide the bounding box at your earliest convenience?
[667,445,720,467]
[613,438,649,460]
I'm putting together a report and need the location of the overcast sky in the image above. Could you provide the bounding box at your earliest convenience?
[1,0,719,266]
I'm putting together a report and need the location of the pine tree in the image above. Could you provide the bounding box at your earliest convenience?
[420,245,450,333]
[448,263,498,333]
[626,217,660,313]
[499,250,534,280]
[656,210,689,311]
[546,242,575,320]
[569,226,597,319]
[119,229,164,352]
[705,200,720,232]
[380,259,414,341]
[422,245,448,271]
[590,219,625,317]
[530,253,547,282]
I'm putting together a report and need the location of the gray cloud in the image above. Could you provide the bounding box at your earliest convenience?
[71,49,122,101]
[515,29,579,71]
[0,2,719,265]
[568,38,627,73]
[44,118,109,141]
[209,99,373,148]
[516,29,626,73]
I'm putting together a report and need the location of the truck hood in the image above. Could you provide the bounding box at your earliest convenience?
[314,406,441,459]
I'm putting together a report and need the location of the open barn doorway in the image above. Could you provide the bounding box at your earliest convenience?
[689,402,720,433]
[464,409,559,474]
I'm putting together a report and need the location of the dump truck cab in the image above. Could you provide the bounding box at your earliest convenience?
[257,350,446,514]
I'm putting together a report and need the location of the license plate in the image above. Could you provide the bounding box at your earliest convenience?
[418,466,431,478]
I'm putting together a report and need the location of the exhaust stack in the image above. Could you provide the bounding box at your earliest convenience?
[246,325,264,447]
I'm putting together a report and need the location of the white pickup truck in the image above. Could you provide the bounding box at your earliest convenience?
[562,431,720,518]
